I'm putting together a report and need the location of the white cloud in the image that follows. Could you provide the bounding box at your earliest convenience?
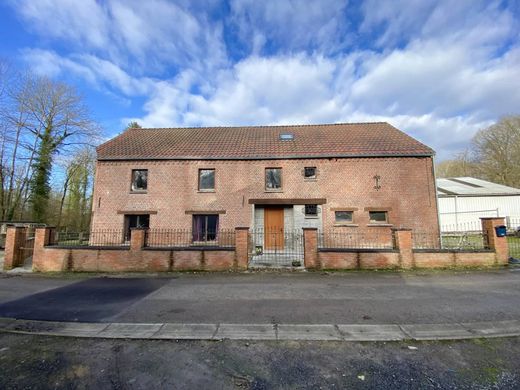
[21,49,154,96]
[11,0,227,74]
[229,0,350,54]
[10,0,520,161]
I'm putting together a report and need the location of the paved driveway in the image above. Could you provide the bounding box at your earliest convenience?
[0,270,519,324]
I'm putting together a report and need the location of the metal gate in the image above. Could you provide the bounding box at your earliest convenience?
[249,228,304,268]
[508,217,520,260]
[17,228,35,267]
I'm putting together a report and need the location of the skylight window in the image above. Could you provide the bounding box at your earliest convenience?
[279,133,294,141]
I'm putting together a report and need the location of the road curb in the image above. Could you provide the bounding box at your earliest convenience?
[1,318,520,341]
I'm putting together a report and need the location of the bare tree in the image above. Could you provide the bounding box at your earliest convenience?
[56,147,95,229]
[472,116,520,188]
[11,77,100,222]
[435,150,478,178]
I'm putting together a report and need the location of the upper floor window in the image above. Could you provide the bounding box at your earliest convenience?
[198,169,215,191]
[369,211,388,223]
[304,167,317,179]
[131,169,148,191]
[265,168,282,190]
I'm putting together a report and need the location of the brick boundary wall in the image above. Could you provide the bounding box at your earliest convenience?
[307,217,509,270]
[4,217,509,272]
[29,227,247,273]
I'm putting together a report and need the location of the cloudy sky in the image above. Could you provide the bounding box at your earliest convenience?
[1,0,519,160]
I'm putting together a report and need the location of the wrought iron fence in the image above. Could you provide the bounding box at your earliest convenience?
[318,229,394,249]
[249,228,304,267]
[145,229,235,248]
[412,230,488,250]
[54,229,129,247]
[440,221,483,233]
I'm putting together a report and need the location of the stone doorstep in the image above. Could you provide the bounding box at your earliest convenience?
[0,318,520,341]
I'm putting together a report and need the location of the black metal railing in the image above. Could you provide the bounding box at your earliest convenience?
[412,230,488,250]
[145,229,235,248]
[318,229,394,249]
[54,229,129,247]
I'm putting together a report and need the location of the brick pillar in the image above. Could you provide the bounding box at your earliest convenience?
[235,227,249,270]
[480,217,508,264]
[303,228,319,269]
[33,227,56,271]
[3,226,25,270]
[130,228,147,251]
[393,228,414,269]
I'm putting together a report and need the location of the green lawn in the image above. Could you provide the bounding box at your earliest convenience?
[441,234,487,250]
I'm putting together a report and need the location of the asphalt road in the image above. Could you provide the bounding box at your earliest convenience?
[1,269,520,324]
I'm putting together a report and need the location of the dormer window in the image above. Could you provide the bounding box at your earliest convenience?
[279,133,294,141]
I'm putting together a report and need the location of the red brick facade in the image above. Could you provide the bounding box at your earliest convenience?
[91,156,439,234]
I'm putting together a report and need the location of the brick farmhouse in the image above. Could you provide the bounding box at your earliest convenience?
[92,122,440,247]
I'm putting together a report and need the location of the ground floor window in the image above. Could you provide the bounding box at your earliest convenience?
[124,214,150,240]
[192,214,219,242]
[335,210,353,223]
[369,211,388,223]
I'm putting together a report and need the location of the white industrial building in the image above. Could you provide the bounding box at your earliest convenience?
[436,177,520,232]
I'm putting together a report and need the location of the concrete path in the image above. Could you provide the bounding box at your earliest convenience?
[2,317,520,341]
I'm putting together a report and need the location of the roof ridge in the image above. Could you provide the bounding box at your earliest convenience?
[131,121,390,131]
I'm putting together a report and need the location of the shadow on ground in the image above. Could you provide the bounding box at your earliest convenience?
[0,277,168,322]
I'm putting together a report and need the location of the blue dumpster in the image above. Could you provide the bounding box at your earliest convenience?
[495,225,507,237]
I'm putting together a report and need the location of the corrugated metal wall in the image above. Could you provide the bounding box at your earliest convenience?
[438,195,520,231]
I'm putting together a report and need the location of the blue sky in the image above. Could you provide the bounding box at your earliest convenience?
[1,0,519,160]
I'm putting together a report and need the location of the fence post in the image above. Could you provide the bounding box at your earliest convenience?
[3,226,25,270]
[480,217,508,264]
[130,228,147,251]
[392,228,414,269]
[235,227,249,270]
[303,228,319,269]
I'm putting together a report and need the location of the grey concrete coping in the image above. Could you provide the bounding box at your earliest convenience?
[1,317,520,341]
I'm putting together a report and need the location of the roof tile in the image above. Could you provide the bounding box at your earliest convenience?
[97,122,434,160]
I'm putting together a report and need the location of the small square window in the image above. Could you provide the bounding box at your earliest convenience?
[304,167,317,179]
[305,204,318,216]
[335,211,353,223]
[369,211,388,223]
[199,169,215,191]
[131,169,148,191]
[265,168,282,190]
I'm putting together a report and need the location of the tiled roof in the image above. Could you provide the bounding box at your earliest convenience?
[96,122,434,160]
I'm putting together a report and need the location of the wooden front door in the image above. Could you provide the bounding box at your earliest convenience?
[264,207,284,249]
